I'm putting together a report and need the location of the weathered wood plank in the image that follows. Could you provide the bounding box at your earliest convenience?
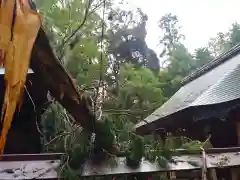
[82,151,240,177]
[0,149,239,179]
[0,160,60,179]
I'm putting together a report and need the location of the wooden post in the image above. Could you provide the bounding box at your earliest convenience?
[231,121,240,180]
[236,121,240,145]
[231,167,238,180]
[203,124,217,180]
[169,172,176,179]
[206,143,217,180]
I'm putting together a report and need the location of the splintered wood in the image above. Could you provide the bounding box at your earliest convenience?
[0,0,41,155]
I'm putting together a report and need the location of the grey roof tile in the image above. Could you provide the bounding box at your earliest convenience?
[136,48,240,132]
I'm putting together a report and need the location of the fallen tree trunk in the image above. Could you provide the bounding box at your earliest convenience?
[30,27,96,132]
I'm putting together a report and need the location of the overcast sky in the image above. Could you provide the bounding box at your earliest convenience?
[127,0,240,53]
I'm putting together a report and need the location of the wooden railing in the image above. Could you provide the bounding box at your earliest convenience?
[0,147,240,179]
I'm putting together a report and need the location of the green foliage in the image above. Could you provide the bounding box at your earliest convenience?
[95,119,116,152]
[181,140,204,152]
[229,23,240,47]
[37,0,240,179]
[59,142,92,180]
[126,134,144,166]
[107,6,160,71]
[117,64,163,109]
[208,23,240,57]
[41,103,66,152]
[159,13,185,57]
[194,47,213,67]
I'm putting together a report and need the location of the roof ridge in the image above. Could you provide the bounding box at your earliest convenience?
[181,43,240,85]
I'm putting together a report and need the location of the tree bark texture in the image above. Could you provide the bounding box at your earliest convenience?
[30,27,96,132]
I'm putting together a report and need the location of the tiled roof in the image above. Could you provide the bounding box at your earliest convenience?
[136,45,240,134]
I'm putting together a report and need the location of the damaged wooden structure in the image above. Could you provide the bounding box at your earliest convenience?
[2,0,240,179]
[135,44,240,179]
[0,147,240,179]
[0,0,95,154]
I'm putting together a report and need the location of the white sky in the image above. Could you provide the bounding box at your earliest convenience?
[128,0,240,53]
